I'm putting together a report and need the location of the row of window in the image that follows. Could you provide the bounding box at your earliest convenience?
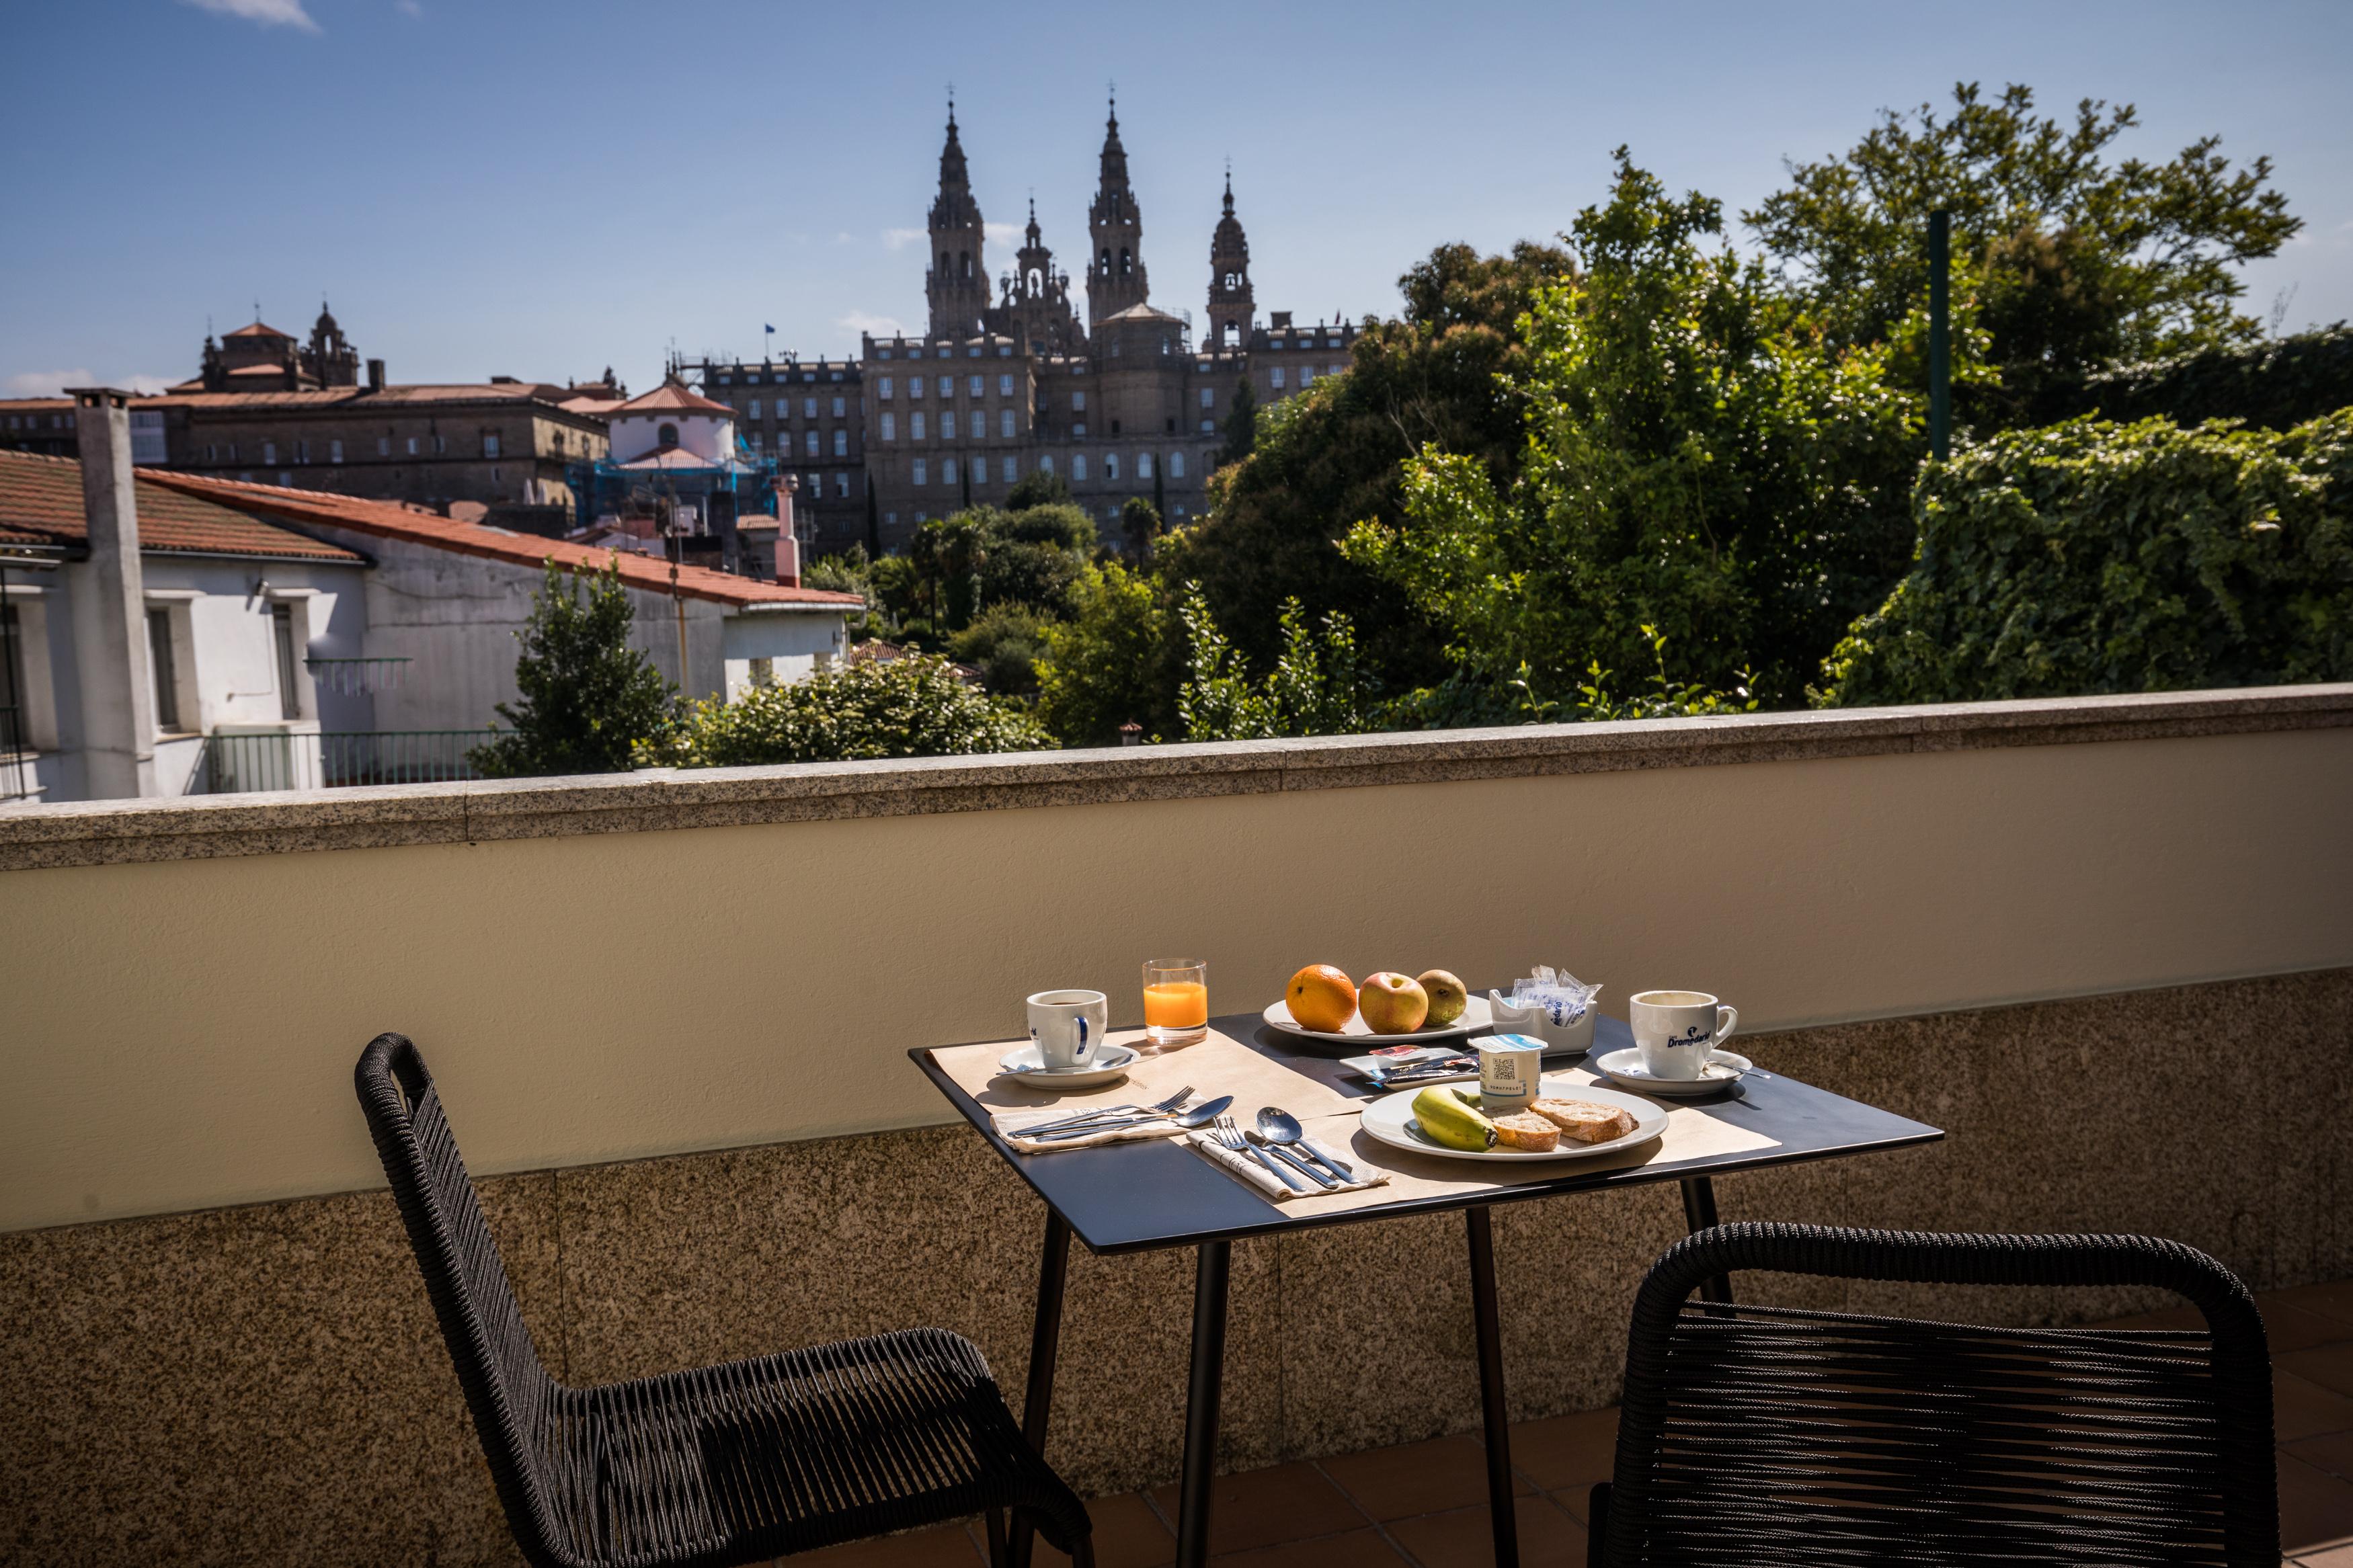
[871,343,1016,360]
[876,409,1025,443]
[199,432,516,464]
[872,374,1021,401]
[743,397,849,419]
[747,429,851,457]
[790,470,854,499]
[905,450,1196,487]
[715,368,847,384]
[3,413,70,431]
[1267,365,1347,390]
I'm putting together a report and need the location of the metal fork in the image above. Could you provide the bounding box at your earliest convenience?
[1215,1115,1304,1192]
[1019,1086,1193,1139]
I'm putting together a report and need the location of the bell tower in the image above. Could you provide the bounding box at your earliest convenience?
[925,101,988,339]
[1084,95,1148,328]
[1205,167,1254,349]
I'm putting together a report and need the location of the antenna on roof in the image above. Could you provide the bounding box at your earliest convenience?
[253,298,262,323]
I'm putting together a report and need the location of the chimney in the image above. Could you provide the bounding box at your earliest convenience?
[772,476,801,587]
[365,358,385,391]
[67,388,159,799]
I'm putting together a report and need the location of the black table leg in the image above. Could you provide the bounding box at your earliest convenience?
[1679,1175,1733,1304]
[1009,1211,1072,1568]
[1466,1206,1519,1568]
[1175,1239,1231,1568]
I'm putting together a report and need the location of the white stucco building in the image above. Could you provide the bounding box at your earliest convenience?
[1,392,862,804]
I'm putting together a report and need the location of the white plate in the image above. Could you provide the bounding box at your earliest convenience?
[1357,1075,1667,1162]
[1593,1047,1751,1097]
[994,1042,1140,1089]
[1263,993,1492,1044]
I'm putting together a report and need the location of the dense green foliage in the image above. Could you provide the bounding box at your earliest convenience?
[1821,411,2353,705]
[646,651,1053,766]
[1176,587,1376,741]
[1165,239,1578,688]
[471,558,672,777]
[1033,562,1182,745]
[947,603,1053,696]
[2072,324,2353,431]
[1748,83,2300,428]
[1347,154,1924,708]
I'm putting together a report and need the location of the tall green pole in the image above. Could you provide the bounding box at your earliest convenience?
[1928,209,1952,461]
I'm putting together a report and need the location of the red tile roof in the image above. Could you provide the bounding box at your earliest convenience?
[0,451,367,562]
[140,470,862,610]
[610,380,735,417]
[225,321,295,339]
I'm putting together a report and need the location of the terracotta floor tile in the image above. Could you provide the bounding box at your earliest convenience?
[1209,1526,1410,1568]
[2270,1305,2353,1353]
[1025,1493,1174,1568]
[2284,1345,2353,1399]
[1318,1434,1534,1523]
[785,1520,986,1568]
[2282,1453,2353,1558]
[2282,1372,2353,1442]
[1548,1485,1603,1528]
[2272,1282,2353,1328]
[1146,1462,1367,1556]
[2294,1544,2353,1567]
[1506,1407,1620,1493]
[2293,1431,2353,1486]
[1383,1495,1587,1568]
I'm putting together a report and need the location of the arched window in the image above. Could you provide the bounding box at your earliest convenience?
[1224,272,1239,289]
[913,458,928,485]
[834,429,848,456]
[1105,452,1119,481]
[1170,452,1185,479]
[1138,452,1154,479]
[1072,454,1087,481]
[657,422,678,448]
[1224,322,1239,347]
[1100,249,1111,273]
[1039,454,1055,474]
[1119,247,1131,276]
[943,457,958,484]
[960,251,972,279]
[939,251,950,276]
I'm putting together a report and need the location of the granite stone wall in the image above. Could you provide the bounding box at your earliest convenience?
[6,968,2348,1565]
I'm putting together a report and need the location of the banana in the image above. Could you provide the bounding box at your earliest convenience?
[1412,1085,1496,1152]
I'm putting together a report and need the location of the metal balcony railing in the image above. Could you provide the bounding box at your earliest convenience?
[202,731,497,794]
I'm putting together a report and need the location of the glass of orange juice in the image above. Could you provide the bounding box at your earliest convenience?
[1142,958,1209,1049]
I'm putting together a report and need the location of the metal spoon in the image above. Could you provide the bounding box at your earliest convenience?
[1029,1094,1231,1142]
[1018,1086,1193,1138]
[1245,1127,1334,1188]
[1257,1107,1355,1182]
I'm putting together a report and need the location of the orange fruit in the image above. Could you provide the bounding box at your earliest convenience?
[1287,964,1357,1032]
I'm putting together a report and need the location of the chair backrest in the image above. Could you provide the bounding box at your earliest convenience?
[356,1033,564,1560]
[1602,1223,2278,1568]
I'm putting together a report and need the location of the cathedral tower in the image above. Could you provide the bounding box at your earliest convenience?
[990,196,1086,356]
[1205,169,1254,349]
[1084,97,1148,328]
[926,105,988,339]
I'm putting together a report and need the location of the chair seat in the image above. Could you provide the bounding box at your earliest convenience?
[528,1327,1081,1568]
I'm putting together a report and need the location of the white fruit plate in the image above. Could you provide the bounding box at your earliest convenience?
[1357,1076,1666,1163]
[1262,994,1491,1046]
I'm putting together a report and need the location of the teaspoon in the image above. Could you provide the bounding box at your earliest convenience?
[1257,1107,1355,1181]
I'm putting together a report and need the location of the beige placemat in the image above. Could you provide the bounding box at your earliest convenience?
[932,1033,1780,1219]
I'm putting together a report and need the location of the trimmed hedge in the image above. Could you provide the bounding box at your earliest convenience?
[2071,324,2353,432]
[1821,410,2353,706]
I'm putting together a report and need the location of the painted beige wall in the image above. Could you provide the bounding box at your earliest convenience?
[5,725,2350,1233]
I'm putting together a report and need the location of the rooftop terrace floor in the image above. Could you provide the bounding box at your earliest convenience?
[784,1278,2353,1568]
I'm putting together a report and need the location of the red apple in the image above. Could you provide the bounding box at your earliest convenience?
[1359,972,1431,1034]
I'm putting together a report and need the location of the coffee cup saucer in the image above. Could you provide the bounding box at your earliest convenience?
[996,1042,1140,1089]
[1594,1046,1752,1097]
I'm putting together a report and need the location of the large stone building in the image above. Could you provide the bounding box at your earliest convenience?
[1,305,616,518]
[692,101,1357,556]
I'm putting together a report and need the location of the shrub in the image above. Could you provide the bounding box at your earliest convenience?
[1821,410,2353,705]
[471,557,672,778]
[646,652,1053,766]
[2073,324,2353,432]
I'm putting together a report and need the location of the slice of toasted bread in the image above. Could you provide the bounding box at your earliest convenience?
[1531,1098,1635,1144]
[1492,1110,1560,1152]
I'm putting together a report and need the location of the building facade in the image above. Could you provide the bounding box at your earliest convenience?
[692,101,1355,557]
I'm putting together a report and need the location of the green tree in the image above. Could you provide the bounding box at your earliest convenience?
[1119,496,1161,561]
[1346,153,1923,709]
[646,652,1053,766]
[1215,376,1257,468]
[1821,410,2353,706]
[948,603,1053,697]
[1033,562,1183,745]
[1006,467,1073,510]
[1176,584,1378,741]
[1169,239,1579,690]
[1747,82,2301,424]
[471,556,673,778]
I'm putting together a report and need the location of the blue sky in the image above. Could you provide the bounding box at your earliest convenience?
[5,0,2348,397]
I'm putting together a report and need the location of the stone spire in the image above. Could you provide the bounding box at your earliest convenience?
[1085,93,1148,328]
[926,100,988,339]
[1206,165,1254,349]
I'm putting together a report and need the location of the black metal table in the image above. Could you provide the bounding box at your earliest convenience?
[912,1009,1943,1568]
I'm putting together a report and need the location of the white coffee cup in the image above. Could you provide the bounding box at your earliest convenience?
[1630,990,1739,1081]
[1477,1033,1546,1113]
[1027,989,1109,1071]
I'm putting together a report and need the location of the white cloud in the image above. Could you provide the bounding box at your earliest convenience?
[838,312,906,338]
[5,369,91,398]
[124,373,175,395]
[395,0,422,15]
[881,228,926,251]
[179,0,321,32]
[986,221,1022,246]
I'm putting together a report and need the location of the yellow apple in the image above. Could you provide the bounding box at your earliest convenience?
[1418,969,1468,1026]
[1359,972,1431,1034]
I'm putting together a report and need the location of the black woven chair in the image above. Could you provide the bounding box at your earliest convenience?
[357,1032,1094,1568]
[1589,1223,2278,1567]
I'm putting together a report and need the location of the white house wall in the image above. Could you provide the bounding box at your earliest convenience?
[721,611,848,700]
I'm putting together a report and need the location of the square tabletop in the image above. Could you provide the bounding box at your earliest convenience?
[912,1009,1944,1255]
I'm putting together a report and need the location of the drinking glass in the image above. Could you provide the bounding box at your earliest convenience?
[1141,958,1209,1050]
